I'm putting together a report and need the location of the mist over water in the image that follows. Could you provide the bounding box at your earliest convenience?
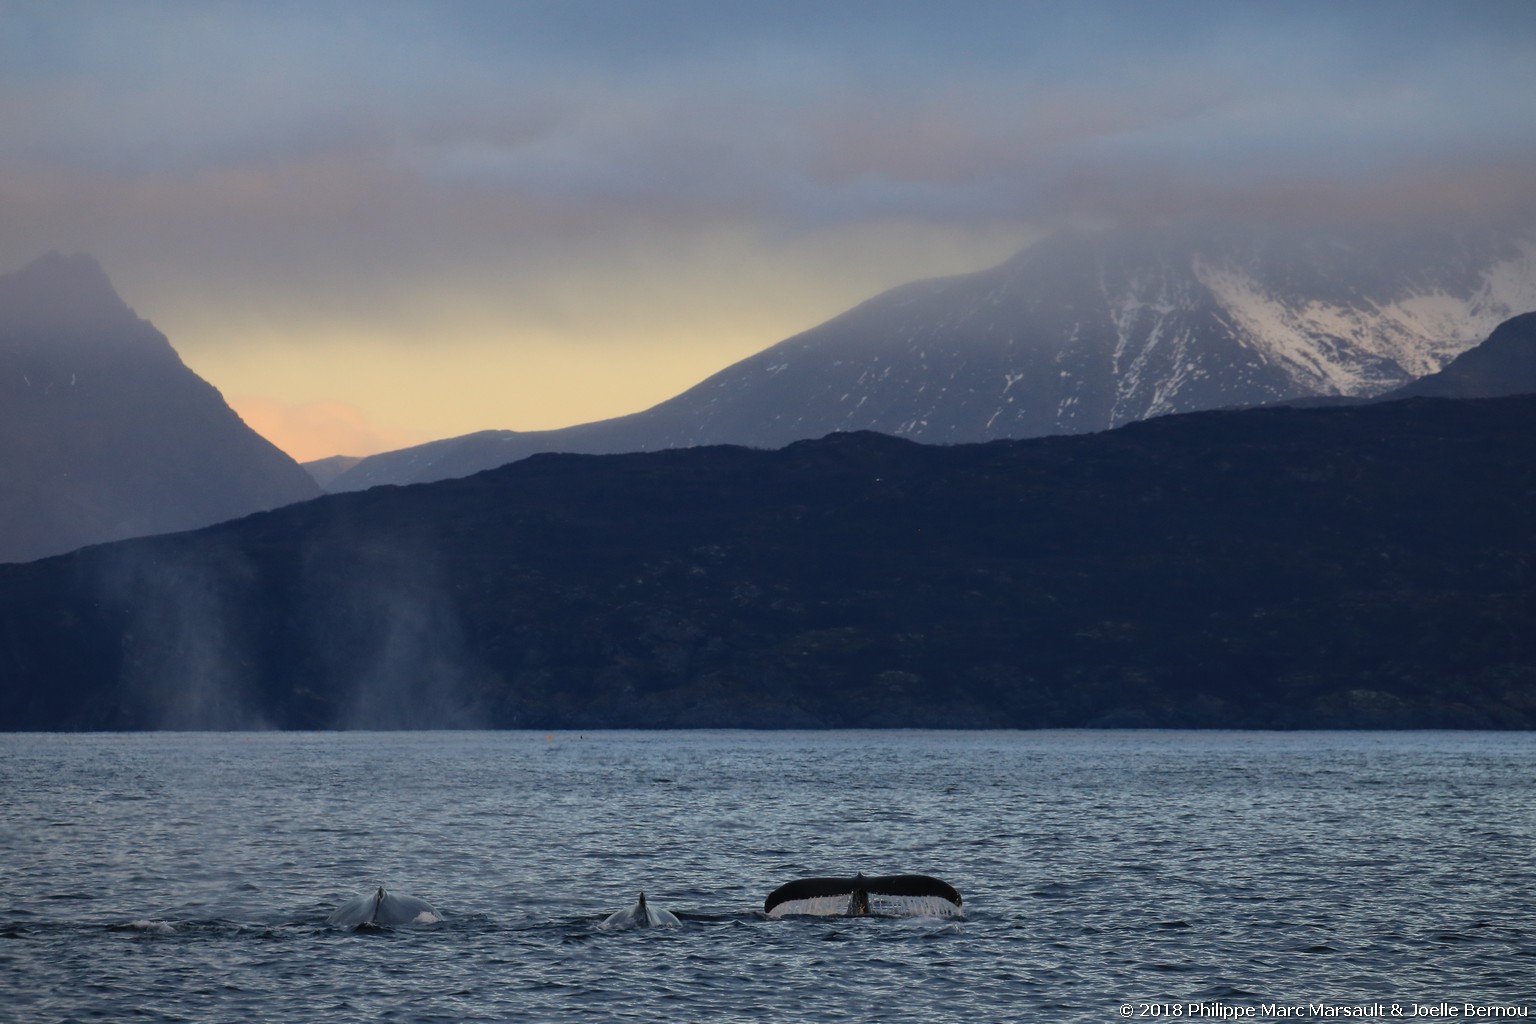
[101,543,269,731]
[300,536,486,730]
[87,528,488,731]
[2,730,1533,1022]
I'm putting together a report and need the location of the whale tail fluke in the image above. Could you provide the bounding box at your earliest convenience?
[764,873,963,919]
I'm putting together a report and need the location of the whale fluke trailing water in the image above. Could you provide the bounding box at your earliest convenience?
[327,886,443,929]
[600,892,681,930]
[764,873,963,919]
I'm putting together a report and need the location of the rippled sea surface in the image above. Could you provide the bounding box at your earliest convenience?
[3,731,1534,1023]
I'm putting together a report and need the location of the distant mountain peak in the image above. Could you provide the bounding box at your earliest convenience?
[0,252,320,562]
[324,220,1536,493]
[0,251,141,340]
[22,250,108,279]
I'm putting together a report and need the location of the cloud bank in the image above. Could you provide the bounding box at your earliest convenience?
[3,1,1534,454]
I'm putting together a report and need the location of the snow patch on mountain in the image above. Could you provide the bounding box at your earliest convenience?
[1194,241,1536,397]
[1195,259,1377,394]
[1475,241,1536,322]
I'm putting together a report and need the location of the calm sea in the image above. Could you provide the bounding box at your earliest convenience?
[2,731,1533,1023]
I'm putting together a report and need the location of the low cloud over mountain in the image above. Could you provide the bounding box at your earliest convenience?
[0,253,320,563]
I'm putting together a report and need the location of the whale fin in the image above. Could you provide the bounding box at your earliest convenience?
[601,892,681,930]
[764,873,962,918]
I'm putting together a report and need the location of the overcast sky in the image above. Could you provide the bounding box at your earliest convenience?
[4,1,1535,460]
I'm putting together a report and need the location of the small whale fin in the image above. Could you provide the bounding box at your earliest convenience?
[600,891,680,930]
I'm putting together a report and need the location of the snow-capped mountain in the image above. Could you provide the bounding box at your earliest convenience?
[0,253,321,562]
[324,221,1536,491]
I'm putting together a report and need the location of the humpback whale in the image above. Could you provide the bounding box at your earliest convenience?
[764,873,963,919]
[600,892,681,930]
[327,886,443,929]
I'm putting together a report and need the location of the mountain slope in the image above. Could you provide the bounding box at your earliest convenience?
[4,393,1533,730]
[327,221,1536,491]
[0,253,321,562]
[1389,311,1536,399]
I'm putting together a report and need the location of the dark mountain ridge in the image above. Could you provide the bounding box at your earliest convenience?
[0,253,321,563]
[3,391,1533,731]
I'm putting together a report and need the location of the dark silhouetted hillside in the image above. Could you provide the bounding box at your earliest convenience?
[1,394,1532,730]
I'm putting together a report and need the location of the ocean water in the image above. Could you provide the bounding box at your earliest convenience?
[1,730,1533,1023]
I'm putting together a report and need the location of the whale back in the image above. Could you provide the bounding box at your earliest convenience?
[327,886,442,929]
[601,892,680,930]
[641,901,681,928]
[375,890,442,926]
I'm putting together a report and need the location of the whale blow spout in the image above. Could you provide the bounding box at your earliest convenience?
[765,873,963,919]
[327,886,443,929]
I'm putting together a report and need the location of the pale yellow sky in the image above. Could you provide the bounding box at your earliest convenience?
[155,223,1028,462]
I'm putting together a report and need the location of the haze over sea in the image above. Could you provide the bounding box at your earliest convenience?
[2,730,1532,1023]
